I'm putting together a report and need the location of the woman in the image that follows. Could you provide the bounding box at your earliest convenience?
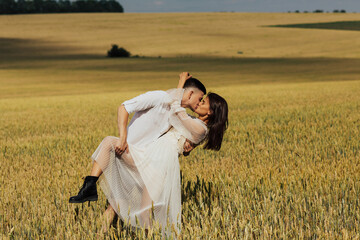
[69,75,228,236]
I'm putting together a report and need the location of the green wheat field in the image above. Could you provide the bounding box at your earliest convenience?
[1,12,360,239]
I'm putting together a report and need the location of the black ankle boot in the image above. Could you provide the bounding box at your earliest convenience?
[69,176,99,203]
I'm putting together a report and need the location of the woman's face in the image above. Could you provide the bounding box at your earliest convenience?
[194,96,211,116]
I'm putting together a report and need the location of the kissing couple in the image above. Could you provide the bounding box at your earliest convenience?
[69,72,228,236]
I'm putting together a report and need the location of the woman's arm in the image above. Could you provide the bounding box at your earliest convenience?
[183,139,197,156]
[170,102,207,144]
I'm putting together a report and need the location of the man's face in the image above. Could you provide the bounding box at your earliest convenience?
[188,90,204,112]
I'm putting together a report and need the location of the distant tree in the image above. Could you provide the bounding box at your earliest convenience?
[340,9,346,13]
[313,9,323,13]
[333,9,339,13]
[107,44,131,58]
[58,0,71,12]
[0,0,17,14]
[72,0,86,12]
[295,10,300,13]
[100,0,123,12]
[33,0,44,13]
[43,0,60,13]
[0,0,124,14]
[16,0,27,13]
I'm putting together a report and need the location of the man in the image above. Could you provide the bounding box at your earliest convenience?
[69,72,206,203]
[114,72,206,156]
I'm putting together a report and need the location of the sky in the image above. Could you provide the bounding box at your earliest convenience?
[120,0,360,13]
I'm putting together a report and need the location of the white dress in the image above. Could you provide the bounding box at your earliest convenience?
[91,98,207,237]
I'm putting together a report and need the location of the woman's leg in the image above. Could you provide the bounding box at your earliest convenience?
[140,187,153,228]
[120,150,152,227]
[90,161,103,177]
[101,204,117,234]
[91,136,137,176]
[91,136,120,176]
[112,150,153,227]
[69,136,118,203]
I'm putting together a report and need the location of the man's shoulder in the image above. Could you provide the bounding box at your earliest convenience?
[144,90,171,103]
[145,90,168,96]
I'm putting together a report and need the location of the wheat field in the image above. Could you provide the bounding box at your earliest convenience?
[0,12,360,239]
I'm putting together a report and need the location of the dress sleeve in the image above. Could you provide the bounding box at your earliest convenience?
[169,101,207,144]
[122,90,169,114]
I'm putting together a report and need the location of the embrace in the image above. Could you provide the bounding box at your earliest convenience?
[69,72,228,236]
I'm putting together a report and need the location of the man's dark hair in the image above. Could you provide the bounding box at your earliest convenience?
[183,77,206,94]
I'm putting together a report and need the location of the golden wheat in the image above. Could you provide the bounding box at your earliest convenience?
[1,12,360,239]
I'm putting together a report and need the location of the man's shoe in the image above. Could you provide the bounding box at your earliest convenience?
[69,176,98,203]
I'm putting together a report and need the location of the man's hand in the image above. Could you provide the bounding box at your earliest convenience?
[115,137,129,157]
[183,139,196,156]
[177,72,192,88]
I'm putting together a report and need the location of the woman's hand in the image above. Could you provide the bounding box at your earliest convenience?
[177,72,192,88]
[183,139,196,155]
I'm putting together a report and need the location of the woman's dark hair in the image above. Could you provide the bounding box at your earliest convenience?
[203,92,228,151]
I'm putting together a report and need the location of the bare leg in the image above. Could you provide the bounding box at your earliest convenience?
[70,136,118,203]
[90,161,103,177]
[100,205,117,234]
[90,137,137,178]
[90,136,120,177]
[95,137,151,230]
[140,187,152,228]
[122,150,153,227]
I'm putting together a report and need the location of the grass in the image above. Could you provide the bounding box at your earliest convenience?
[0,12,360,239]
[2,56,360,99]
[268,20,360,31]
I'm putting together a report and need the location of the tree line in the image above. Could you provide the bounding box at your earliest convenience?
[0,0,123,14]
[289,9,347,13]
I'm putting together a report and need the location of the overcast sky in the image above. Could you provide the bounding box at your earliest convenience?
[120,0,360,13]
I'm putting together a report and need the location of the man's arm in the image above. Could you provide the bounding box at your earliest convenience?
[115,105,129,156]
[115,90,168,155]
[177,72,192,88]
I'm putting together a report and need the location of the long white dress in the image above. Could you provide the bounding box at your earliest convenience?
[91,98,207,236]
